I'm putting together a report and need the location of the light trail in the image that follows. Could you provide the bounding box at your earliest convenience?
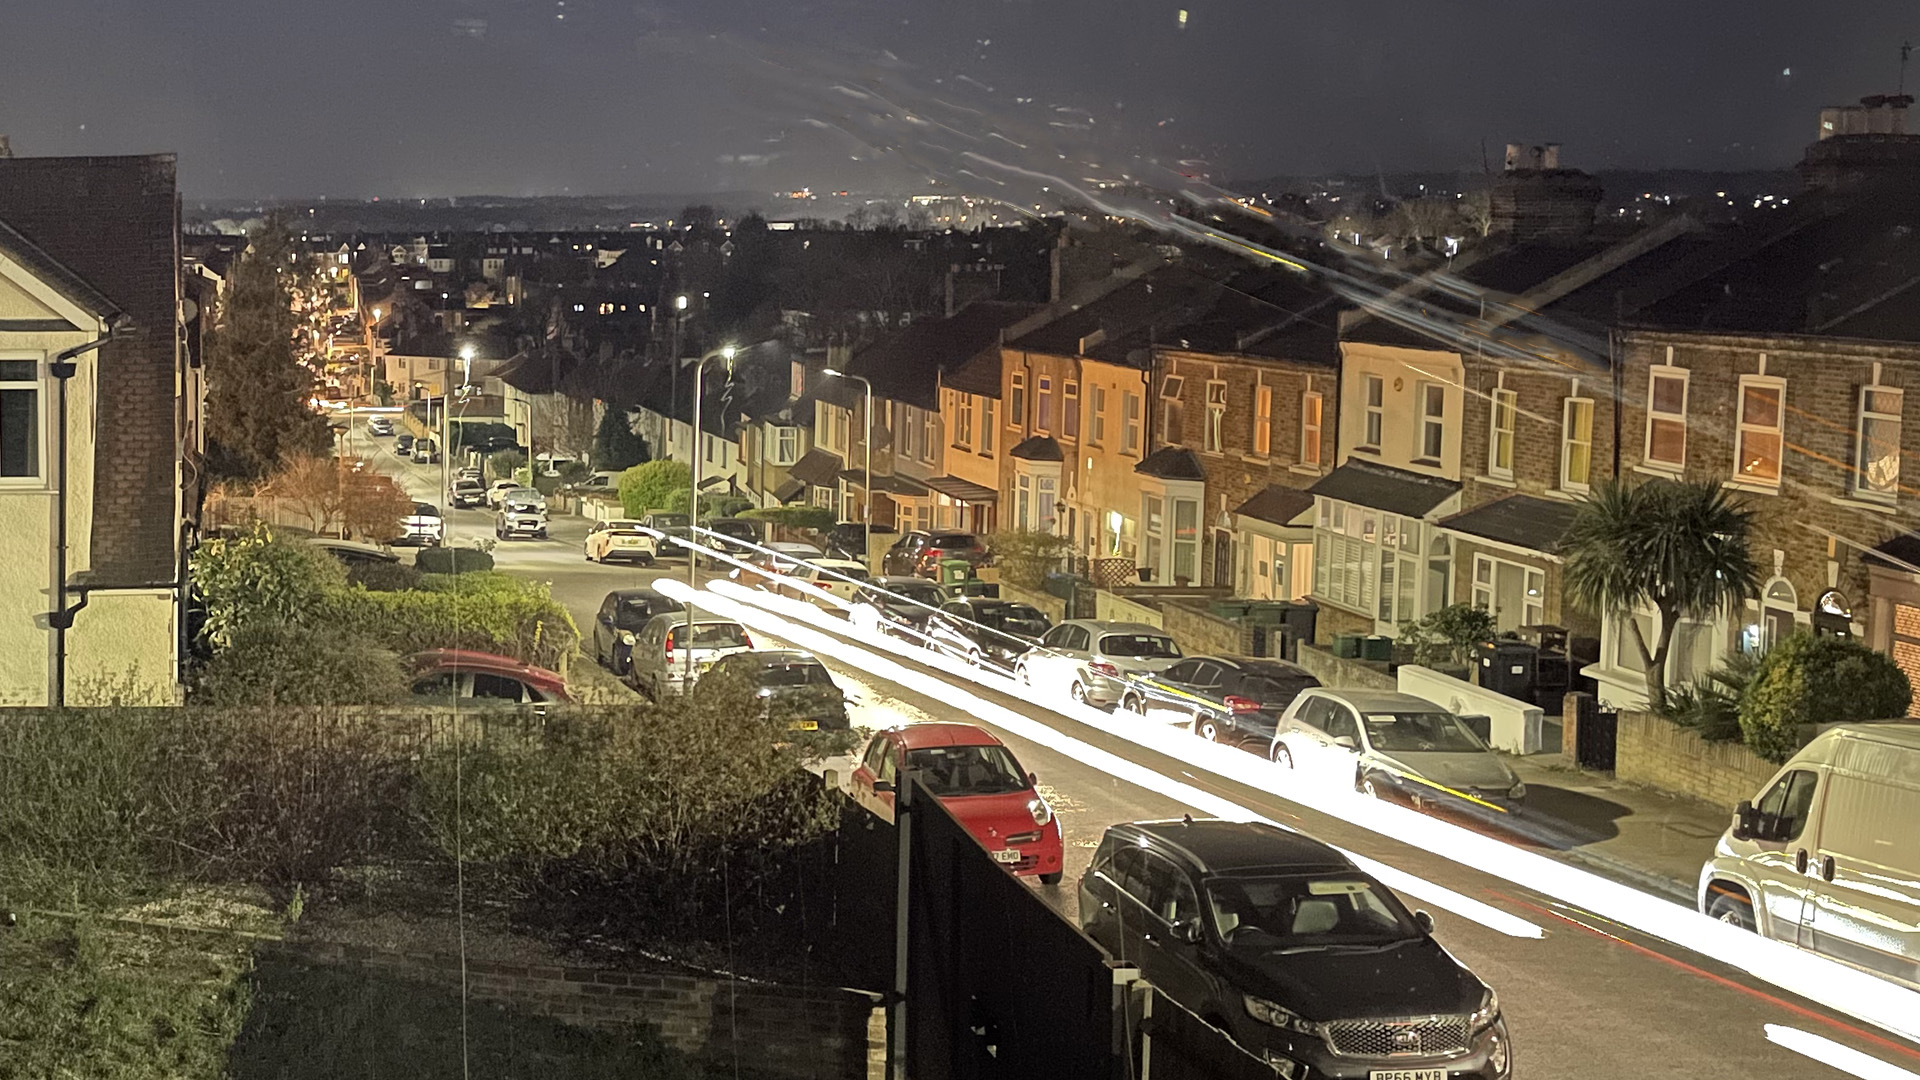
[1766,1026,1920,1080]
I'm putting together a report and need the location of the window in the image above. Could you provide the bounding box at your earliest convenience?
[1472,555,1546,631]
[1734,376,1784,486]
[790,362,806,400]
[1123,391,1142,455]
[982,399,996,454]
[1300,390,1322,467]
[921,407,936,462]
[1561,397,1593,490]
[1143,494,1164,572]
[1038,475,1057,529]
[1253,385,1273,457]
[1162,376,1185,446]
[1416,383,1445,461]
[1037,375,1054,432]
[1064,380,1080,440]
[1016,473,1033,528]
[1361,375,1384,450]
[1646,367,1689,468]
[1173,497,1198,582]
[954,394,973,448]
[0,359,41,480]
[1856,385,1902,500]
[1488,388,1517,477]
[811,486,836,510]
[1204,380,1227,453]
[1089,385,1107,445]
[1009,373,1026,428]
[1754,770,1820,843]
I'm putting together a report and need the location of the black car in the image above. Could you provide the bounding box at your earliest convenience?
[848,576,949,640]
[1133,655,1321,752]
[590,588,687,676]
[1079,819,1510,1079]
[699,517,766,566]
[881,530,988,577]
[824,521,896,561]
[705,649,850,731]
[926,597,1051,671]
[394,433,416,456]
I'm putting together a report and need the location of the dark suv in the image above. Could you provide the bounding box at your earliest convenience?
[705,649,850,731]
[1078,819,1511,1079]
[882,530,988,577]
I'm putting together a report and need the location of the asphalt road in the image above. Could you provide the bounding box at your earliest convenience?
[349,417,1919,1079]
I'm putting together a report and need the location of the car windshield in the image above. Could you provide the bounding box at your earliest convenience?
[817,564,870,583]
[1240,675,1317,704]
[617,598,678,628]
[411,503,438,518]
[880,586,945,611]
[1100,633,1180,658]
[669,622,750,649]
[757,663,834,687]
[1206,874,1419,954]
[981,605,1047,637]
[1362,711,1488,753]
[929,535,978,549]
[652,514,691,528]
[906,744,1028,797]
[712,522,756,539]
[455,480,482,491]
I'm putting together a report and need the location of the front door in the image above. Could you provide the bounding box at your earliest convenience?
[1212,529,1233,589]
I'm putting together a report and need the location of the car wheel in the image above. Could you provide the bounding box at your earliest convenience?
[1195,714,1219,741]
[967,648,982,667]
[1016,664,1030,685]
[1118,692,1140,714]
[1359,773,1385,800]
[1039,871,1064,886]
[1070,681,1090,705]
[1707,892,1756,931]
[1270,742,1294,768]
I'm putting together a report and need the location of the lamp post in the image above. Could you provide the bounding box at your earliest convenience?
[670,294,688,444]
[443,344,474,523]
[685,344,734,688]
[823,368,872,567]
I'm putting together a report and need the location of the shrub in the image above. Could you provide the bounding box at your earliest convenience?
[617,459,691,517]
[1739,632,1912,763]
[413,546,495,575]
[1658,651,1758,742]
[191,620,410,708]
[988,529,1072,590]
[335,572,578,671]
[1399,603,1496,669]
[488,449,527,480]
[345,559,422,592]
[593,406,651,471]
[190,524,344,649]
[741,504,836,533]
[700,494,754,520]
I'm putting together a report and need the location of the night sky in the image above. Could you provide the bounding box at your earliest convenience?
[3,0,1914,199]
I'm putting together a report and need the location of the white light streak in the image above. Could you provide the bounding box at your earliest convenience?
[1765,1026,1920,1080]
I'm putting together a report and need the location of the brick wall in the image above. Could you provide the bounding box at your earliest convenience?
[274,941,881,1080]
[1294,643,1397,691]
[995,579,1067,624]
[1614,710,1780,810]
[1160,600,1253,656]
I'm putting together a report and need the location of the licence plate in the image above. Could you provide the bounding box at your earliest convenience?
[991,848,1021,864]
[1369,1071,1446,1080]
[789,720,819,731]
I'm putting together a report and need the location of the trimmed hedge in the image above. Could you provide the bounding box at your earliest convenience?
[1739,632,1913,763]
[333,572,578,672]
[741,505,835,533]
[414,546,495,575]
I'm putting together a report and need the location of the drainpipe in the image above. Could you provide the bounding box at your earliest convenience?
[49,318,129,709]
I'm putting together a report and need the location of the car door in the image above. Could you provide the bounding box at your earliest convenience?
[1089,843,1153,961]
[1742,768,1824,944]
[849,734,895,816]
[1143,659,1205,721]
[1181,661,1229,726]
[594,595,618,661]
[936,601,976,659]
[1317,701,1366,780]
[1275,694,1337,768]
[1134,849,1214,1012]
[1033,624,1075,690]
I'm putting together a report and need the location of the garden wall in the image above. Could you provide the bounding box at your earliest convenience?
[1294,643,1396,692]
[1614,710,1781,811]
[1159,601,1253,657]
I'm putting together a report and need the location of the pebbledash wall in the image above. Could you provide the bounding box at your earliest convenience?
[276,940,884,1080]
[1613,711,1782,811]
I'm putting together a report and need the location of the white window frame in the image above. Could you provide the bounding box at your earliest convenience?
[921,407,936,463]
[1089,384,1106,446]
[982,398,996,454]
[1560,396,1594,492]
[1009,373,1026,429]
[1161,376,1185,447]
[1472,554,1546,630]
[1253,384,1273,457]
[1204,379,1228,453]
[1063,380,1081,440]
[1488,387,1517,479]
[1361,374,1384,451]
[0,353,46,486]
[953,394,973,449]
[1645,367,1689,470]
[1299,390,1323,468]
[1733,374,1785,488]
[1415,382,1445,462]
[1036,375,1054,434]
[1123,391,1142,455]
[1856,383,1903,502]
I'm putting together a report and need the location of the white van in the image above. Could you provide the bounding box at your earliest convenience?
[1698,722,1920,988]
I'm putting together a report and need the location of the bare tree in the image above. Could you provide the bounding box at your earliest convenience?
[258,454,415,540]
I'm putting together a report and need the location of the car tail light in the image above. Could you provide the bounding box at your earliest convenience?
[1224,695,1263,714]
[1088,660,1120,678]
[664,631,675,662]
[741,633,753,648]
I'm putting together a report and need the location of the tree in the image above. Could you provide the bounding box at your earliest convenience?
[593,407,650,471]
[1563,479,1761,706]
[256,454,414,541]
[1739,633,1912,763]
[189,524,345,649]
[618,459,691,517]
[204,216,332,480]
[1400,603,1497,670]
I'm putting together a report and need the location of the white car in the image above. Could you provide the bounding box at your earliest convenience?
[494,491,549,539]
[398,501,444,547]
[585,519,655,564]
[485,479,521,507]
[1017,620,1182,708]
[1268,688,1524,810]
[777,558,872,606]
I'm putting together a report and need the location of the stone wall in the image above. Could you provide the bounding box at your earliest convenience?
[995,580,1067,625]
[1160,601,1253,657]
[1615,710,1781,811]
[1095,590,1165,628]
[1294,643,1396,691]
[274,941,883,1080]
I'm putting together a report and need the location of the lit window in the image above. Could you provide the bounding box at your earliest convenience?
[1253,384,1273,457]
[1362,374,1384,450]
[1646,368,1689,468]
[1009,373,1026,428]
[1856,385,1902,501]
[1561,397,1594,491]
[1734,376,1784,485]
[1416,383,1445,461]
[0,358,41,480]
[1204,380,1227,452]
[774,426,799,466]
[1488,388,1517,477]
[1300,390,1322,467]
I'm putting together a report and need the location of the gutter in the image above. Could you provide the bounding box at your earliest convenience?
[49,317,131,708]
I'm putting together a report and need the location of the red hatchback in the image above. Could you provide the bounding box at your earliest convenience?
[406,649,572,704]
[850,723,1064,884]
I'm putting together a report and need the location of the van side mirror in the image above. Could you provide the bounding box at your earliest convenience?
[1731,800,1756,841]
[1413,910,1435,935]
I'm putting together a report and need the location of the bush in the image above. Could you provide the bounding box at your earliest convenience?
[190,524,344,649]
[345,559,422,592]
[413,546,495,575]
[1399,603,1496,669]
[741,504,836,533]
[617,459,691,517]
[335,572,578,671]
[1739,632,1912,763]
[191,620,410,708]
[988,529,1072,590]
[489,449,527,480]
[1658,651,1758,742]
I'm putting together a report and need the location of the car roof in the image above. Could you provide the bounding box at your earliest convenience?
[872,575,942,587]
[1191,655,1315,678]
[304,538,398,562]
[644,612,741,628]
[809,558,868,570]
[604,519,645,528]
[406,649,567,690]
[1065,620,1167,636]
[1306,688,1447,713]
[735,649,821,666]
[606,587,676,602]
[889,722,1005,750]
[1118,819,1355,874]
[770,541,822,552]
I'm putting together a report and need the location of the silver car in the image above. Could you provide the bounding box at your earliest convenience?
[628,612,757,698]
[1015,620,1182,708]
[494,489,548,539]
[1269,689,1526,812]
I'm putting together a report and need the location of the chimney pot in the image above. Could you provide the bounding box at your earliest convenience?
[1542,143,1562,169]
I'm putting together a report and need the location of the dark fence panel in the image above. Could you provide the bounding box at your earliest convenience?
[1133,987,1281,1080]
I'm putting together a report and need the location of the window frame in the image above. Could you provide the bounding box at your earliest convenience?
[1036,375,1054,434]
[1360,374,1384,451]
[1123,391,1142,456]
[1645,367,1690,471]
[1560,396,1594,492]
[1733,374,1786,488]
[981,398,996,455]
[1487,387,1517,479]
[1203,379,1228,453]
[1009,373,1027,429]
[1089,384,1107,446]
[1063,379,1081,440]
[1253,383,1273,458]
[953,393,973,449]
[1855,383,1902,503]
[1299,390,1323,468]
[1415,382,1446,463]
[0,353,46,486]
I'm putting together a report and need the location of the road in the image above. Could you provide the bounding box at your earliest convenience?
[349,416,1920,1079]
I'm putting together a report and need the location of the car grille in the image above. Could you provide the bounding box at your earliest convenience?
[1323,1017,1470,1058]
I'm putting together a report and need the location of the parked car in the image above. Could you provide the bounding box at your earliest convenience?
[628,612,756,697]
[303,537,398,567]
[448,477,487,509]
[494,490,549,539]
[926,597,1051,672]
[1130,655,1321,751]
[411,437,441,464]
[631,512,693,559]
[824,521,894,561]
[1699,722,1920,987]
[406,649,571,704]
[848,576,949,641]
[397,501,444,546]
[394,433,416,456]
[698,517,767,567]
[881,530,989,577]
[590,588,686,677]
[1269,689,1526,811]
[485,479,521,507]
[732,541,827,588]
[1017,620,1182,708]
[456,465,483,482]
[367,416,394,437]
[851,723,1063,883]
[705,649,850,731]
[1077,818,1509,1078]
[775,558,872,606]
[583,518,652,563]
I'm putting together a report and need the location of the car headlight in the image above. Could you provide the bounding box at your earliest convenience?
[1507,781,1526,800]
[1243,996,1318,1035]
[1027,797,1053,827]
[1468,988,1499,1033]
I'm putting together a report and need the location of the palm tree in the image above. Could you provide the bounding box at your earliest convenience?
[1562,479,1761,707]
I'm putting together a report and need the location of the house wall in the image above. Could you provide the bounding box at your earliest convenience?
[1334,342,1465,478]
[938,387,1002,532]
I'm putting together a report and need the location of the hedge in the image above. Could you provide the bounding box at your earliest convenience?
[333,572,578,672]
[414,546,495,575]
[1739,632,1913,763]
[741,505,835,533]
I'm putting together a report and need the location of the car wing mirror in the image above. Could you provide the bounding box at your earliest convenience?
[1027,771,1038,788]
[1731,800,1756,841]
[1413,909,1435,935]
[873,780,894,794]
[1333,735,1357,750]
[1176,918,1204,944]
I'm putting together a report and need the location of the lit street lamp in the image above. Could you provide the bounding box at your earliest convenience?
[823,367,873,567]
[685,343,735,686]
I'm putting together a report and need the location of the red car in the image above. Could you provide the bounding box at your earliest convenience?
[850,723,1064,884]
[406,649,572,705]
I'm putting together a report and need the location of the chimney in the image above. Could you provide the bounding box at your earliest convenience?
[1541,143,1562,169]
[1800,93,1920,191]
[1077,328,1107,355]
[1490,141,1601,241]
[0,136,12,159]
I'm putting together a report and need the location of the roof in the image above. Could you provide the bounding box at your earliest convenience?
[1134,446,1206,480]
[847,301,1044,410]
[0,217,123,323]
[1007,266,1224,367]
[1439,493,1580,556]
[772,477,807,503]
[924,475,998,503]
[890,722,1005,750]
[1307,460,1461,518]
[1123,819,1350,874]
[840,469,930,496]
[1232,484,1316,527]
[1010,435,1065,462]
[1149,270,1341,362]
[943,345,1004,398]
[788,447,845,487]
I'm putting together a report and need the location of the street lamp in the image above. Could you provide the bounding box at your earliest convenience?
[823,367,873,567]
[670,294,689,431]
[685,343,735,687]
